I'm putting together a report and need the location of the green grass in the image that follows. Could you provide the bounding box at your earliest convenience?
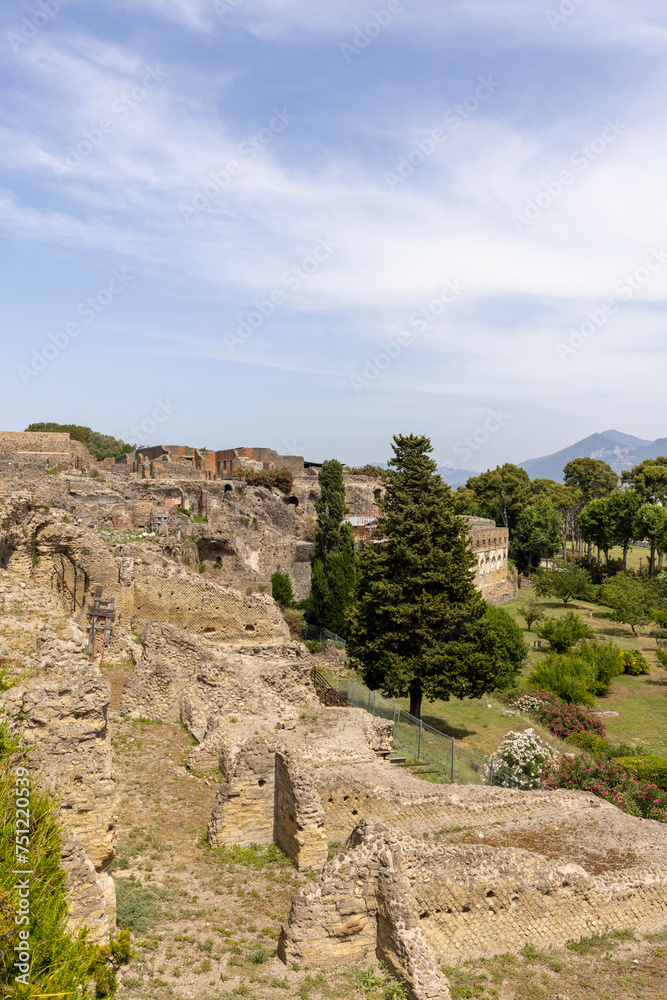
[340,585,667,766]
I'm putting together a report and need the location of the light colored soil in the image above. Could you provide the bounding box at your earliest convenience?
[105,664,376,1000]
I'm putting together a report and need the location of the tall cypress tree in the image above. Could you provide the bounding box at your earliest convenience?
[310,459,359,635]
[347,434,514,719]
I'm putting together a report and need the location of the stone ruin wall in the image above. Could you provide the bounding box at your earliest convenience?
[0,575,117,945]
[0,436,516,606]
[278,819,667,1000]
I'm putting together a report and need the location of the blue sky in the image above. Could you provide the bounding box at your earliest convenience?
[1,0,666,469]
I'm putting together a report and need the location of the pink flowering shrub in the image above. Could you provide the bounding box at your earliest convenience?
[501,689,606,740]
[542,755,667,823]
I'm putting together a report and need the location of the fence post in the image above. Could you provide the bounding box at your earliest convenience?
[372,691,376,717]
[451,738,455,782]
[489,757,494,786]
[367,689,372,713]
[418,719,422,760]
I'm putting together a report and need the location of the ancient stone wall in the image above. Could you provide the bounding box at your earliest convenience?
[0,580,117,945]
[208,737,278,848]
[274,751,328,872]
[280,818,667,1000]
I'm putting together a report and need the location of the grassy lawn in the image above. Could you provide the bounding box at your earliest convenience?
[375,585,667,763]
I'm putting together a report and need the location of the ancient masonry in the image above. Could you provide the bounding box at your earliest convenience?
[0,431,543,997]
[0,576,117,945]
[120,621,667,1000]
[0,431,517,605]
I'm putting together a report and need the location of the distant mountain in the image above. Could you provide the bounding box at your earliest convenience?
[520,430,667,482]
[438,466,478,488]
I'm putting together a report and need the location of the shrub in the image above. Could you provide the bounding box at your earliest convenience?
[621,649,651,675]
[282,608,305,640]
[577,639,623,692]
[489,728,556,788]
[649,628,667,639]
[305,639,325,654]
[604,740,648,759]
[542,754,667,822]
[502,689,606,739]
[527,652,596,705]
[233,467,294,493]
[527,638,622,704]
[565,731,609,755]
[271,568,294,608]
[537,611,593,653]
[615,756,667,790]
[656,647,667,669]
[343,465,386,478]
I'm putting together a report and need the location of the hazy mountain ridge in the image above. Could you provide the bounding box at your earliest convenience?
[520,430,667,482]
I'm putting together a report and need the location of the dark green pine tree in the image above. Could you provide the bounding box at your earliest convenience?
[347,433,518,719]
[310,459,359,636]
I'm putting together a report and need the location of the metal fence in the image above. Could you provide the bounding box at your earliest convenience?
[327,675,545,790]
[334,676,491,785]
[305,625,346,648]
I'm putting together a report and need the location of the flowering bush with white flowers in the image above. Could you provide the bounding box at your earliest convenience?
[489,728,557,789]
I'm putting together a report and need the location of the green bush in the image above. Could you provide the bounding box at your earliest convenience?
[649,628,667,639]
[271,568,294,608]
[656,647,667,669]
[527,637,621,705]
[651,608,667,628]
[564,731,609,755]
[538,611,593,653]
[577,639,623,693]
[305,639,325,654]
[621,649,651,675]
[615,756,667,789]
[282,608,305,640]
[527,652,596,705]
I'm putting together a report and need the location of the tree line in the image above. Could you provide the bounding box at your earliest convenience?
[456,454,667,577]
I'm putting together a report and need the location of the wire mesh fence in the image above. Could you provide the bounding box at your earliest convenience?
[304,625,346,648]
[333,676,491,786]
